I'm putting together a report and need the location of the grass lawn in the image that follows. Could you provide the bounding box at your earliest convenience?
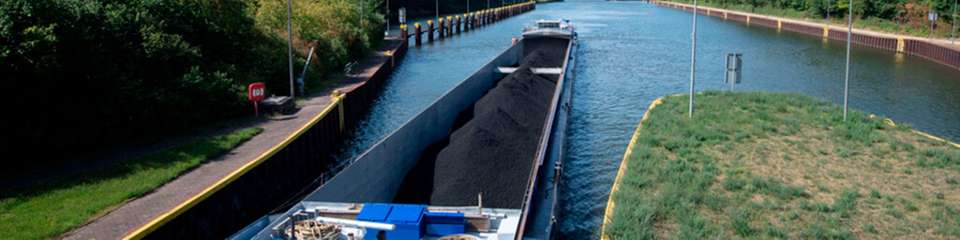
[603,92,960,239]
[0,127,262,239]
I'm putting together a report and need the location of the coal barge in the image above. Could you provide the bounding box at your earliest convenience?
[231,20,577,240]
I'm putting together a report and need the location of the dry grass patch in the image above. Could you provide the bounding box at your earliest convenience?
[603,92,960,239]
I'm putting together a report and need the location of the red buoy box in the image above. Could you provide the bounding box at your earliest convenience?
[248,82,265,116]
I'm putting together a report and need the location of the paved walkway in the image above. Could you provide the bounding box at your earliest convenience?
[61,39,403,240]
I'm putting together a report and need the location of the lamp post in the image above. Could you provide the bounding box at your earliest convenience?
[436,0,440,23]
[843,0,853,121]
[688,0,699,118]
[286,0,295,97]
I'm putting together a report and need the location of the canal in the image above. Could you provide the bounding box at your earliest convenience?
[335,1,960,238]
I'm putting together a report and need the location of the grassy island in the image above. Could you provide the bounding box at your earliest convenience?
[603,92,960,239]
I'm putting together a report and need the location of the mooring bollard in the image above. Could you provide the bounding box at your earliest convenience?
[479,11,484,26]
[414,22,422,46]
[400,24,408,45]
[456,16,462,34]
[485,10,490,25]
[447,16,454,36]
[438,18,445,39]
[473,12,483,28]
[427,20,434,42]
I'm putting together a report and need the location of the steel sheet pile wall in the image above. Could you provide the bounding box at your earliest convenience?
[140,41,408,239]
[402,1,536,46]
[654,1,960,71]
[782,21,822,36]
[906,40,960,68]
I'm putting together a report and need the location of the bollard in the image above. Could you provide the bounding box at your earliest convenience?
[400,24,408,45]
[414,22,422,46]
[456,16,462,34]
[427,20,434,42]
[438,18,445,39]
[485,10,490,24]
[476,12,482,27]
[446,16,453,36]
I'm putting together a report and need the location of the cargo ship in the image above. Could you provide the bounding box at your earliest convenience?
[231,19,577,240]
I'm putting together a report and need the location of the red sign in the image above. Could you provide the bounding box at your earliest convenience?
[248,82,265,116]
[248,82,266,102]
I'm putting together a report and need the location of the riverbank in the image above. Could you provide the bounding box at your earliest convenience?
[654,1,960,71]
[602,92,960,239]
[655,0,959,40]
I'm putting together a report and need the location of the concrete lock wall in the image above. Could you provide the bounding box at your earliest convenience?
[142,41,409,239]
[306,44,523,203]
[655,1,960,71]
[401,1,537,47]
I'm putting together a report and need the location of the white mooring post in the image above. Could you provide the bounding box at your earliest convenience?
[688,0,699,118]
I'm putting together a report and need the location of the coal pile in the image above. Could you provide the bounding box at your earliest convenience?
[521,38,570,68]
[430,51,558,208]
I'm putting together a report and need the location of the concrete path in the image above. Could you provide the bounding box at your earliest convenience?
[61,39,403,240]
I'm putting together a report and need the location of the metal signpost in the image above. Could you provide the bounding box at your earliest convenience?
[930,11,939,38]
[725,53,743,91]
[688,0,699,118]
[248,82,266,116]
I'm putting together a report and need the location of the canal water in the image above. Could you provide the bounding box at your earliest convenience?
[336,1,960,238]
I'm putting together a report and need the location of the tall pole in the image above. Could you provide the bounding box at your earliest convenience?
[953,0,958,44]
[843,0,853,121]
[386,0,390,35]
[286,0,295,97]
[468,0,471,12]
[689,0,699,118]
[436,0,440,22]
